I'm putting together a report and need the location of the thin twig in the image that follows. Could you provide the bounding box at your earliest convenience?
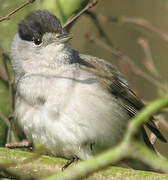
[86,34,168,92]
[1,54,15,143]
[120,16,168,42]
[2,55,10,82]
[2,54,15,115]
[86,33,122,57]
[36,0,41,9]
[85,10,113,46]
[0,72,8,82]
[0,43,9,55]
[138,38,163,80]
[101,15,168,42]
[0,110,10,127]
[6,124,16,144]
[63,0,98,28]
[0,0,36,22]
[159,116,168,130]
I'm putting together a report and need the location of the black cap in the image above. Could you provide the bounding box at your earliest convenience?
[18,10,63,41]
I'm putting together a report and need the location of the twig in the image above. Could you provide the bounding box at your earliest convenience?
[0,43,9,55]
[0,0,36,22]
[0,107,14,143]
[0,110,10,127]
[86,34,168,92]
[159,115,168,130]
[85,10,113,46]
[63,0,98,28]
[86,33,122,57]
[101,15,168,42]
[2,54,10,82]
[1,54,15,143]
[0,50,10,86]
[138,38,163,80]
[36,0,41,9]
[120,16,168,42]
[0,53,11,85]
[0,72,8,82]
[2,54,15,112]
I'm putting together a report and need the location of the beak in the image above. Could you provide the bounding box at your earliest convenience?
[57,33,73,43]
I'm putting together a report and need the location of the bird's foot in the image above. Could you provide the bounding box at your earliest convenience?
[62,156,79,170]
[5,140,32,151]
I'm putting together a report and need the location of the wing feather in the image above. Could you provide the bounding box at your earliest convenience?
[77,52,166,145]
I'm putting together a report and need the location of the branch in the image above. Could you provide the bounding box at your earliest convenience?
[0,147,64,179]
[0,148,167,180]
[130,141,168,172]
[63,0,98,28]
[0,0,36,22]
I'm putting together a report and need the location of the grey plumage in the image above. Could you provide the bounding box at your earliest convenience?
[10,10,166,170]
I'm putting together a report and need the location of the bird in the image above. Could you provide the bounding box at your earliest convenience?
[10,10,166,170]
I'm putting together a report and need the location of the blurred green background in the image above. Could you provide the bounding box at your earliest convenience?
[0,0,168,156]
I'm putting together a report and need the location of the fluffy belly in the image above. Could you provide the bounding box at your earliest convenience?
[15,84,130,160]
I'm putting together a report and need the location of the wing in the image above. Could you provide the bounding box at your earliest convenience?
[76,52,166,146]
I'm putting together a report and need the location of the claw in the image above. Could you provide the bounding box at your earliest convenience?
[62,156,79,170]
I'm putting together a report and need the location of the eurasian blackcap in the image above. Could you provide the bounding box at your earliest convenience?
[10,10,166,170]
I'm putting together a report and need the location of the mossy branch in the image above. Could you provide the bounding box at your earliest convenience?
[0,147,167,180]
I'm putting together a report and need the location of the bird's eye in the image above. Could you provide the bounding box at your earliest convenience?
[32,37,42,45]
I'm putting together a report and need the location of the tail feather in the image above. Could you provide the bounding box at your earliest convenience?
[141,127,155,151]
[146,120,167,143]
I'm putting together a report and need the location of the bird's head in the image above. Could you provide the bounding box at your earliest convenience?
[10,10,73,80]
